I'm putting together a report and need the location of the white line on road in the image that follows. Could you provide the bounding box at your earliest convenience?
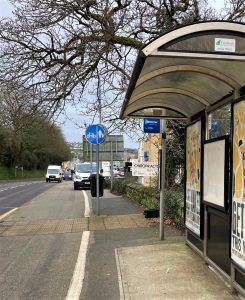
[82,190,90,217]
[0,182,38,193]
[66,231,90,300]
[0,207,18,221]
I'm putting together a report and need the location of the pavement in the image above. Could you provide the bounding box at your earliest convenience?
[116,243,238,300]
[0,184,241,299]
[93,189,240,300]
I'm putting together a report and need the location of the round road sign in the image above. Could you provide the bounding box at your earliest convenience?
[85,124,107,145]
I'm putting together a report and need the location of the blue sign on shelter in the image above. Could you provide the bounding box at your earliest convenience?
[85,124,107,145]
[144,118,160,133]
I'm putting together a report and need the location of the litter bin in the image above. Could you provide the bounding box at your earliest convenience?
[90,174,104,197]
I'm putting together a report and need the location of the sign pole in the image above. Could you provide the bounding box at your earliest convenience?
[90,143,92,171]
[159,119,166,240]
[110,140,113,190]
[85,124,107,216]
[96,143,100,215]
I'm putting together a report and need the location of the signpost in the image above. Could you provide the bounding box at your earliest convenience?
[85,124,107,215]
[159,119,166,240]
[143,117,165,240]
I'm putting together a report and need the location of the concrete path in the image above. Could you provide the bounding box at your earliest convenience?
[116,242,238,300]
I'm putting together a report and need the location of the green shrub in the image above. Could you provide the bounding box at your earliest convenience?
[164,189,184,228]
[111,178,130,195]
[104,178,110,189]
[126,183,159,209]
[109,180,184,229]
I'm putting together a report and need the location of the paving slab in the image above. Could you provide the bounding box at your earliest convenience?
[116,242,238,300]
[0,214,153,236]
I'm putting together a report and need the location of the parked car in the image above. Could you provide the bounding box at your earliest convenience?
[113,168,125,177]
[63,170,72,180]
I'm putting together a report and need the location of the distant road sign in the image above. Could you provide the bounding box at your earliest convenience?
[144,118,160,133]
[85,124,107,145]
[83,134,124,161]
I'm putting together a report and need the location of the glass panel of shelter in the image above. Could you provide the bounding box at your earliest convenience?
[208,104,231,139]
[204,102,231,275]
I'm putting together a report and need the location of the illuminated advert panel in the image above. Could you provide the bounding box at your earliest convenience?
[231,98,245,270]
[203,136,229,211]
[185,120,202,237]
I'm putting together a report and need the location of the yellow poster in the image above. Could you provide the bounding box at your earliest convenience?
[233,101,245,201]
[232,100,245,269]
[185,121,201,236]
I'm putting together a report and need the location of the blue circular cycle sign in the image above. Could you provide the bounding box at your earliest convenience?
[85,124,107,145]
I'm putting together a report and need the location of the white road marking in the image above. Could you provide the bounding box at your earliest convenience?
[0,207,18,221]
[115,248,125,300]
[66,231,90,300]
[82,190,90,217]
[0,181,38,193]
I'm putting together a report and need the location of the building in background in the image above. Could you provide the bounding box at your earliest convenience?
[69,142,83,161]
[137,134,161,187]
[67,140,138,165]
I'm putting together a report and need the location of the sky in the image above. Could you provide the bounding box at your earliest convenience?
[0,0,139,148]
[0,0,11,17]
[0,0,140,148]
[0,0,225,148]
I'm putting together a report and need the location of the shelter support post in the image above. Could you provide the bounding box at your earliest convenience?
[204,207,208,257]
[204,108,209,258]
[159,119,166,240]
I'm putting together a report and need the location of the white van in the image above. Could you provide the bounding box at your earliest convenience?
[73,162,97,190]
[45,165,63,183]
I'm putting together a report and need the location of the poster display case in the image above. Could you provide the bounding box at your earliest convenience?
[185,119,203,238]
[231,98,245,271]
[203,136,229,211]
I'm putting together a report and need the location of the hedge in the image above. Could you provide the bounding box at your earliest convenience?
[110,178,184,229]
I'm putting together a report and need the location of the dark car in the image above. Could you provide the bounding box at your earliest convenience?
[63,170,72,180]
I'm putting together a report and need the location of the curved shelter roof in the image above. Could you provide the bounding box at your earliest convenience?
[120,21,245,120]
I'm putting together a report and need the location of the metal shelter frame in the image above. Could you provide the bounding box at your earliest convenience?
[120,21,245,296]
[120,21,245,120]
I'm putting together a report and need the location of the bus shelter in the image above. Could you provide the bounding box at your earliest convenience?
[120,21,245,295]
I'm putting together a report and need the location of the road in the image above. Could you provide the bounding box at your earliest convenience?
[0,180,163,299]
[0,180,88,299]
[0,180,53,216]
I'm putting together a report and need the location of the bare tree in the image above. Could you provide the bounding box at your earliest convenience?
[0,0,244,138]
[0,81,41,132]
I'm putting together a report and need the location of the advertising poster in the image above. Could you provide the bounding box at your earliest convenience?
[231,100,245,269]
[185,121,201,236]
